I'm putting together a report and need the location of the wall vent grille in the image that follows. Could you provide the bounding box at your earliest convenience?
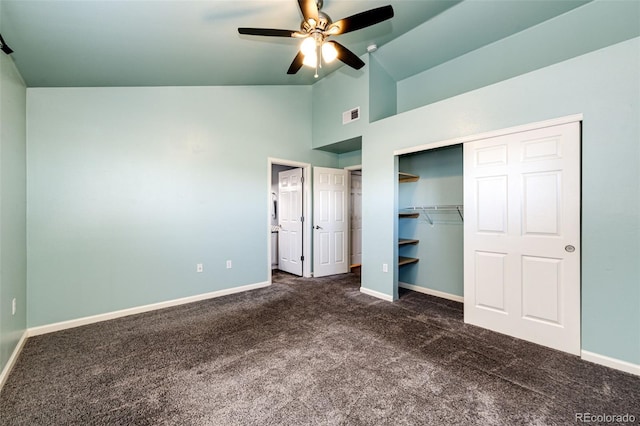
[342,107,361,125]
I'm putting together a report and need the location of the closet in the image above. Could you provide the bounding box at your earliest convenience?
[394,118,581,355]
[397,145,464,300]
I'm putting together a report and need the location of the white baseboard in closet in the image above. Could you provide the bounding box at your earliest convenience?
[398,282,464,303]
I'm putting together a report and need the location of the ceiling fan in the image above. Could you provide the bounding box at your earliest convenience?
[238,0,394,77]
[0,33,14,55]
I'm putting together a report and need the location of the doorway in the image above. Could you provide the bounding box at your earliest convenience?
[347,167,362,269]
[397,146,464,301]
[274,166,302,275]
[268,158,312,282]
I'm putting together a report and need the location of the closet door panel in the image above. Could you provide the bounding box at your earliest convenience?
[464,121,581,356]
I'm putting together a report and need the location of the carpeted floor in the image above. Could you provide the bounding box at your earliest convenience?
[1,270,639,425]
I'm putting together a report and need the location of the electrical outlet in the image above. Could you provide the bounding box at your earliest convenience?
[12,298,16,316]
[226,260,232,269]
[196,263,203,273]
[382,263,388,273]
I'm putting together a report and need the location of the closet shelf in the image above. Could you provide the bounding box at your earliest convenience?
[403,205,464,224]
[399,212,420,219]
[398,238,419,246]
[398,256,419,266]
[398,172,419,183]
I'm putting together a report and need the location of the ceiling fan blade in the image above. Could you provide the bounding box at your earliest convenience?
[0,33,13,55]
[287,51,305,75]
[298,0,319,23]
[238,28,298,38]
[329,5,394,35]
[328,41,365,70]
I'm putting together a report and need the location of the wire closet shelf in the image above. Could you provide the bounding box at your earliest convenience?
[401,205,464,225]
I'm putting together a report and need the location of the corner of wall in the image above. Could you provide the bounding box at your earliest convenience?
[368,54,397,122]
[0,52,28,379]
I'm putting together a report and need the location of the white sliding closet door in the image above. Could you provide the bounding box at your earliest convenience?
[464,121,581,355]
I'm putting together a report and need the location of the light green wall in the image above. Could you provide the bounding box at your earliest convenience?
[308,0,640,365]
[312,61,369,148]
[397,0,640,114]
[360,37,639,364]
[337,150,362,169]
[369,56,396,122]
[398,146,463,296]
[0,53,27,373]
[26,86,337,327]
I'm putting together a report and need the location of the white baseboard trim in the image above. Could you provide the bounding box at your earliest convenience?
[581,350,640,376]
[360,286,394,302]
[399,282,464,303]
[0,330,28,392]
[28,281,270,337]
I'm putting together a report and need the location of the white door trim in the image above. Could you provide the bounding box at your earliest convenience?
[344,164,362,171]
[393,114,583,156]
[344,164,362,268]
[345,167,362,266]
[268,158,312,281]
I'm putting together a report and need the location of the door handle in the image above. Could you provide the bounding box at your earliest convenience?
[565,245,575,253]
[315,225,323,230]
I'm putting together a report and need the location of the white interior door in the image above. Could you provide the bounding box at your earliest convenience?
[464,121,581,355]
[350,172,362,266]
[313,167,349,278]
[278,168,303,276]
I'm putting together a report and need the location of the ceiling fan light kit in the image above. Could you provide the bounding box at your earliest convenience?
[238,0,394,78]
[321,42,338,63]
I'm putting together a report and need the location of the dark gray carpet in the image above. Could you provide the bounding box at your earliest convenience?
[1,271,639,425]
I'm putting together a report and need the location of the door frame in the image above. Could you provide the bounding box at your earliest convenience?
[268,158,312,281]
[345,165,362,268]
[394,114,583,156]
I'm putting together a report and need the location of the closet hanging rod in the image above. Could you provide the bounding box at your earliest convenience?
[404,205,463,210]
[402,205,464,224]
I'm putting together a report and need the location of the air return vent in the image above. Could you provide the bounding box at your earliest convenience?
[342,107,361,125]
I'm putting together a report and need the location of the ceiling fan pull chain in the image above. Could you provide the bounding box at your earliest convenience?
[315,44,320,78]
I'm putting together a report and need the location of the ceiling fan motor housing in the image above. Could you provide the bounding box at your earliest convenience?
[301,11,332,33]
